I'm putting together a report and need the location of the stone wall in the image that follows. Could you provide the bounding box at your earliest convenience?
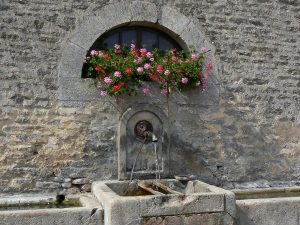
[0,0,299,193]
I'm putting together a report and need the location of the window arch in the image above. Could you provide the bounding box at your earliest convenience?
[82,26,182,78]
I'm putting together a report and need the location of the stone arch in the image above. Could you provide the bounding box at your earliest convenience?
[58,1,219,107]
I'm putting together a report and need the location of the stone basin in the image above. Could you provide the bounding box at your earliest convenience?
[0,194,103,225]
[92,179,236,225]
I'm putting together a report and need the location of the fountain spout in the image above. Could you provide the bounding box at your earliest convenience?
[143,131,158,142]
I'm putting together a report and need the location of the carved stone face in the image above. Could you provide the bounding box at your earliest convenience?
[134,120,153,140]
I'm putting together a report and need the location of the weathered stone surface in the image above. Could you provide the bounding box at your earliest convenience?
[72,178,90,185]
[0,0,299,194]
[62,182,72,188]
[236,198,300,225]
[92,180,235,225]
[36,182,60,189]
[141,212,234,225]
[81,184,92,192]
[0,195,104,225]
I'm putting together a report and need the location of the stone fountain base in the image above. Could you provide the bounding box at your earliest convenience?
[92,179,236,225]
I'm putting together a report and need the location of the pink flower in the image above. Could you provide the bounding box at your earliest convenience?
[191,53,200,60]
[144,63,151,70]
[114,44,122,54]
[164,70,170,75]
[169,48,177,55]
[181,77,189,84]
[96,82,102,89]
[104,77,113,84]
[100,91,107,96]
[137,57,143,63]
[140,48,147,54]
[137,67,144,73]
[172,56,178,62]
[142,87,150,94]
[114,71,122,78]
[160,89,168,95]
[196,81,201,86]
[130,43,136,51]
[146,52,153,58]
[200,47,208,52]
[90,50,98,56]
[149,57,154,62]
[156,65,164,74]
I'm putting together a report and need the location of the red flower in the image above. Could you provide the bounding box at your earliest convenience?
[118,82,125,87]
[170,48,177,55]
[95,66,102,71]
[172,56,178,62]
[198,71,203,77]
[149,73,160,81]
[130,50,138,57]
[112,85,121,92]
[95,66,106,77]
[125,68,132,75]
[156,65,164,74]
[102,53,110,59]
[112,82,126,92]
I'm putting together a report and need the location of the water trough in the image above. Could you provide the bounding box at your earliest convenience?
[0,194,103,225]
[92,179,236,225]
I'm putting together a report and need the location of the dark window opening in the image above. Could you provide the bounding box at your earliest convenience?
[82,26,182,78]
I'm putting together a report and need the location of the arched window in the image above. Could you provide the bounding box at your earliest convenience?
[82,26,182,78]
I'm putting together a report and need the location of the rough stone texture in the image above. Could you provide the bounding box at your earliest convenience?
[236,197,300,225]
[92,179,235,225]
[0,194,104,225]
[0,207,103,225]
[0,0,299,193]
[141,212,234,225]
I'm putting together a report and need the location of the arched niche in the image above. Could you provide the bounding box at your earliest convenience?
[58,1,219,107]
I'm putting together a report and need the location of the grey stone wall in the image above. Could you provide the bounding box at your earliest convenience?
[0,0,299,193]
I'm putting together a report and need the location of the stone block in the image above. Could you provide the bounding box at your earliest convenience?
[159,5,190,38]
[59,42,86,78]
[141,217,165,225]
[81,184,92,192]
[72,178,90,185]
[0,197,104,225]
[168,78,220,106]
[184,213,219,225]
[180,21,205,51]
[58,77,99,101]
[70,2,133,50]
[70,18,106,50]
[36,181,60,189]
[236,198,300,225]
[105,198,140,225]
[129,1,158,23]
[139,193,224,217]
[62,182,72,188]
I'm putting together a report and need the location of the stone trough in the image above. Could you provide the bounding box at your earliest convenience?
[234,187,300,225]
[92,179,236,225]
[0,194,103,225]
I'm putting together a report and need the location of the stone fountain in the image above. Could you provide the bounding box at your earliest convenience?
[92,104,236,225]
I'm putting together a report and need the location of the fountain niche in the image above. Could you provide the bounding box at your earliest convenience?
[92,104,236,225]
[118,104,170,180]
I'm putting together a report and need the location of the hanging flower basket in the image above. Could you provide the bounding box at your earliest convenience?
[84,44,212,97]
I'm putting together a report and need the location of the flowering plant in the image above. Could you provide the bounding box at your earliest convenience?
[85,44,212,97]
